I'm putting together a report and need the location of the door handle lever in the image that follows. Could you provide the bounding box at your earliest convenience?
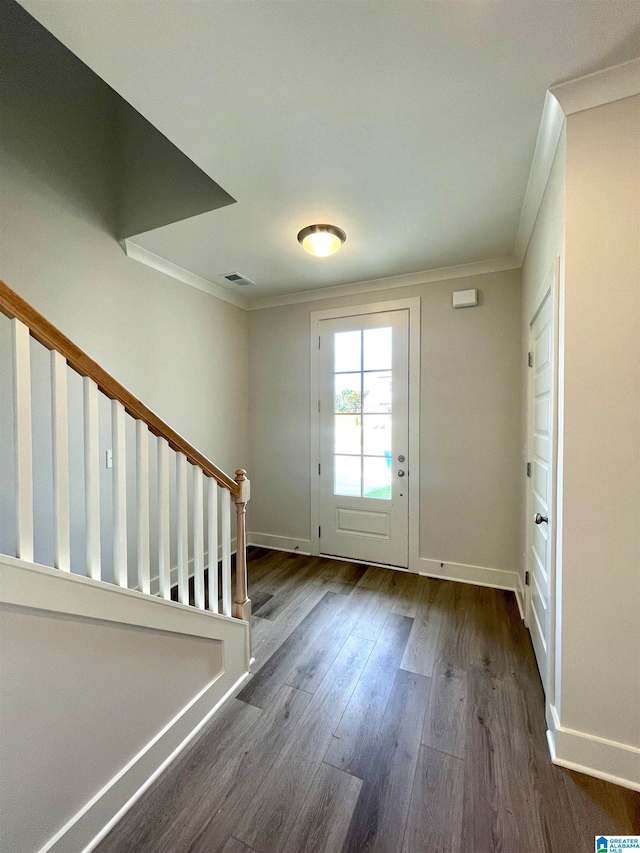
[534,513,548,524]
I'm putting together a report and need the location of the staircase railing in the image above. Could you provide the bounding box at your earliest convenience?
[0,279,251,623]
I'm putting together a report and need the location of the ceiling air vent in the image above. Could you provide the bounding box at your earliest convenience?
[220,272,255,287]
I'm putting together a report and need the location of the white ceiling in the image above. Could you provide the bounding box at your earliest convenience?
[19,1,640,299]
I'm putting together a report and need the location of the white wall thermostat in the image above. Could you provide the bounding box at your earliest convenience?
[452,288,478,308]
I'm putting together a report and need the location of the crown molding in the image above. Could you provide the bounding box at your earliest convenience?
[125,58,640,312]
[122,241,518,312]
[550,56,640,117]
[123,240,249,310]
[512,91,565,266]
[246,256,519,310]
[513,56,640,266]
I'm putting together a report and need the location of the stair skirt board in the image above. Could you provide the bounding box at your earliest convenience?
[41,669,252,853]
[0,556,251,853]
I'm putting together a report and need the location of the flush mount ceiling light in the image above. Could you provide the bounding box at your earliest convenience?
[297,224,346,257]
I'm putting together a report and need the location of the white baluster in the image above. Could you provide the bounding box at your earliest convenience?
[51,351,70,571]
[177,451,189,605]
[83,376,101,579]
[112,399,127,587]
[12,319,33,562]
[157,436,170,599]
[221,486,232,616]
[193,467,205,609]
[207,476,218,613]
[136,420,150,594]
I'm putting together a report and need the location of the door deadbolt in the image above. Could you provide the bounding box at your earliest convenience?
[398,455,405,462]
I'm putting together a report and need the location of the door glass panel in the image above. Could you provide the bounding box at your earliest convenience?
[335,415,361,455]
[363,371,392,413]
[335,373,361,413]
[363,414,391,456]
[363,456,391,500]
[332,326,396,499]
[363,327,392,371]
[335,331,361,373]
[335,455,361,497]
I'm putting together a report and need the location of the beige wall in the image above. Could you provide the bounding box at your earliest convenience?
[248,268,522,573]
[0,153,249,478]
[520,95,640,770]
[0,8,249,484]
[0,62,249,570]
[560,95,640,749]
[0,602,223,853]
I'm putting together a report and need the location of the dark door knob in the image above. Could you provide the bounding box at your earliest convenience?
[534,513,548,524]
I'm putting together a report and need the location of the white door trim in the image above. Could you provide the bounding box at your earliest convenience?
[310,297,421,570]
[525,256,560,706]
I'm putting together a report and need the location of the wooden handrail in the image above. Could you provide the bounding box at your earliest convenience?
[0,279,239,496]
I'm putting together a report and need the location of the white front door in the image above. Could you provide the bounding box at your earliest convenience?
[527,292,554,691]
[318,310,409,568]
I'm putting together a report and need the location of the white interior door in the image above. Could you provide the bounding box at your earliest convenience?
[318,310,409,568]
[527,293,554,691]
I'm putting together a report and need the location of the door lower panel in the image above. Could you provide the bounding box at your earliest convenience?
[335,506,391,538]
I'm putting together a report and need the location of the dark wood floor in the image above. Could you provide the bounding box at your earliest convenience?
[97,549,640,853]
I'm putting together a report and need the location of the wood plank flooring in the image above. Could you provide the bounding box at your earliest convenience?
[96,549,640,853]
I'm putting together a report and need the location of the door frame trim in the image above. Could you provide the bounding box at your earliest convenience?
[525,256,561,705]
[309,297,421,570]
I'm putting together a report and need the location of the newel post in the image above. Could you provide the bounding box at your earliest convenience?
[233,469,251,623]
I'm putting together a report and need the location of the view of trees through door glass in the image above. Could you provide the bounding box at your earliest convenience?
[334,328,392,499]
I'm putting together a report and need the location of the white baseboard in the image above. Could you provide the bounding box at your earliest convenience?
[41,667,251,853]
[515,575,525,620]
[547,704,640,792]
[245,541,521,597]
[149,541,237,597]
[418,557,521,595]
[247,532,311,556]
